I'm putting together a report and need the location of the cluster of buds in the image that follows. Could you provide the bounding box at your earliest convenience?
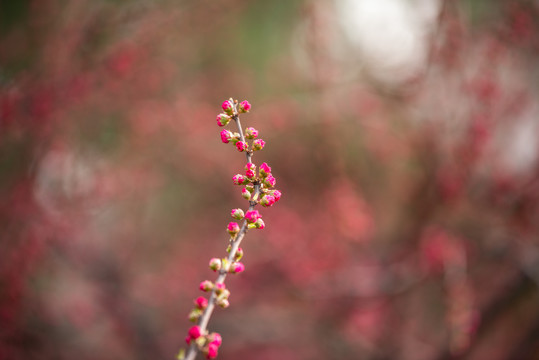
[179,99,281,360]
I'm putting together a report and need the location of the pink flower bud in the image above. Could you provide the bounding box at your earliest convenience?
[209,333,222,346]
[209,258,222,272]
[238,100,251,113]
[188,325,202,339]
[195,296,208,310]
[232,174,246,185]
[245,210,261,223]
[236,140,248,152]
[185,335,192,345]
[199,280,214,292]
[206,343,219,359]
[245,163,256,178]
[188,308,202,322]
[245,127,259,139]
[216,113,231,127]
[222,100,234,115]
[234,247,244,261]
[264,174,276,188]
[214,282,226,295]
[227,222,240,236]
[260,195,275,207]
[217,298,230,308]
[255,218,265,229]
[272,189,282,202]
[253,138,265,151]
[220,129,233,144]
[229,262,245,274]
[241,187,252,200]
[259,162,271,177]
[230,208,244,220]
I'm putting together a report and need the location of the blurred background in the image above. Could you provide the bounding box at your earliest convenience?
[2,0,539,359]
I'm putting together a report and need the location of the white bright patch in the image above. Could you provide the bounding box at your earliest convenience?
[336,0,440,84]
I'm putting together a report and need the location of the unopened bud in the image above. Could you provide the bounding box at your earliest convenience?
[232,174,247,185]
[253,138,265,151]
[229,262,245,274]
[255,218,265,229]
[230,208,244,220]
[245,127,259,139]
[209,258,222,272]
[216,113,231,127]
[199,280,214,292]
[227,222,240,236]
[195,296,208,310]
[188,308,203,322]
[259,162,271,177]
[222,100,234,115]
[241,188,252,200]
[236,141,248,152]
[238,100,251,113]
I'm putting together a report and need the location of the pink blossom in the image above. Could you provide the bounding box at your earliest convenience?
[253,138,265,151]
[188,325,202,339]
[232,174,246,185]
[255,218,265,229]
[272,190,282,202]
[220,129,232,144]
[214,282,226,292]
[230,262,245,274]
[185,335,192,345]
[199,280,213,292]
[264,174,276,188]
[222,100,234,115]
[245,163,256,178]
[259,162,271,176]
[230,208,244,220]
[209,333,222,346]
[216,113,230,126]
[260,195,275,207]
[238,100,251,113]
[241,187,252,200]
[236,140,247,152]
[245,127,258,139]
[245,210,261,223]
[206,343,219,359]
[195,296,208,309]
[227,222,240,235]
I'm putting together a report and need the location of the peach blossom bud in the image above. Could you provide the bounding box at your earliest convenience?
[214,282,226,295]
[253,138,265,151]
[217,298,229,308]
[206,343,219,359]
[195,296,208,310]
[185,336,192,345]
[234,247,244,261]
[264,174,276,188]
[241,187,252,200]
[222,100,234,115]
[199,280,214,292]
[232,174,246,185]
[188,308,203,322]
[220,129,233,144]
[259,162,271,177]
[209,333,222,346]
[245,163,256,178]
[245,127,258,139]
[188,325,202,339]
[227,222,240,236]
[230,208,244,220]
[229,262,245,274]
[260,195,275,207]
[216,113,231,127]
[245,210,261,223]
[272,189,282,202]
[209,258,222,272]
[236,140,248,152]
[238,100,251,113]
[255,218,265,229]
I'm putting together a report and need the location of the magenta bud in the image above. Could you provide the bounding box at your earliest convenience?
[188,325,202,339]
[241,188,252,200]
[232,174,246,185]
[272,189,282,202]
[220,129,233,144]
[245,127,258,139]
[222,100,234,115]
[214,282,226,295]
[253,138,265,151]
[245,210,261,224]
[259,162,271,177]
[238,100,251,113]
[236,141,248,152]
[216,113,231,127]
[195,296,208,310]
[263,174,276,188]
[245,163,256,178]
[199,280,214,292]
[229,262,245,274]
[209,332,222,347]
[209,258,222,272]
[227,222,240,236]
[185,335,192,345]
[255,218,265,229]
[230,208,244,220]
[260,195,276,207]
[206,343,219,359]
